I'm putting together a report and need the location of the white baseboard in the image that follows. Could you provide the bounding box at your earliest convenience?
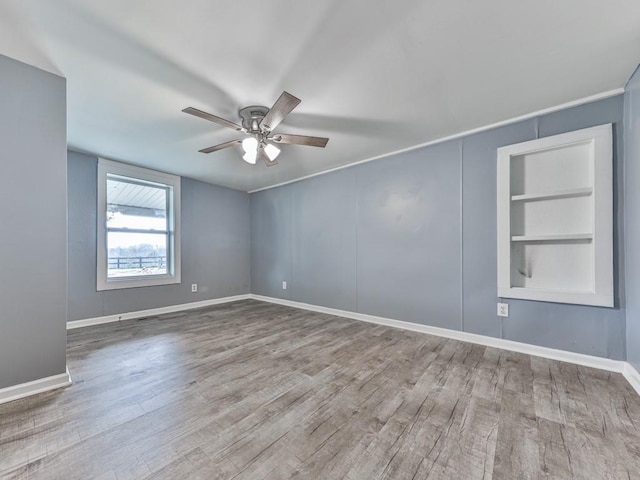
[63,293,640,397]
[67,294,252,330]
[0,367,72,405]
[250,295,640,396]
[623,363,640,395]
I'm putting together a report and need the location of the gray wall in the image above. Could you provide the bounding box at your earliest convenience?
[252,95,626,360]
[0,55,67,388]
[68,151,251,320]
[625,67,640,370]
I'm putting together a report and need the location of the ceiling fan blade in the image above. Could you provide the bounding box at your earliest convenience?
[260,91,301,132]
[198,139,242,154]
[270,133,329,148]
[259,146,278,167]
[183,107,243,131]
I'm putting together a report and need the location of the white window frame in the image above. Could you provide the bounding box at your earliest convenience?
[97,158,181,290]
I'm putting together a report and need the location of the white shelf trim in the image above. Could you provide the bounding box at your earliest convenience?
[511,187,593,202]
[509,286,595,294]
[511,233,593,242]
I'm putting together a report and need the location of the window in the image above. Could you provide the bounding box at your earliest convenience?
[97,158,181,290]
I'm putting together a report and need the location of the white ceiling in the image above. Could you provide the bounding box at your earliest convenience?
[1,1,639,192]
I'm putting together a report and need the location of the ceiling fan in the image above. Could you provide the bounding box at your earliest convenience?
[183,91,329,167]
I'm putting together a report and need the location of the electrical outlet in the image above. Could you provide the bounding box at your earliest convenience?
[282,281,287,290]
[191,283,198,293]
[497,302,509,317]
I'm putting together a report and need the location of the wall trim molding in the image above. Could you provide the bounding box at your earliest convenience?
[0,367,72,405]
[623,363,640,395]
[63,293,640,397]
[249,88,624,193]
[250,294,640,396]
[67,294,252,330]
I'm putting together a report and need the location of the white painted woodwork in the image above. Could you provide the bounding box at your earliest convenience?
[96,158,182,291]
[497,124,613,307]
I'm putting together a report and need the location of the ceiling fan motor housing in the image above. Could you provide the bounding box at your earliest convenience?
[239,106,269,133]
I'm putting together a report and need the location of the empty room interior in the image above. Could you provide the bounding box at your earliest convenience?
[2,1,640,478]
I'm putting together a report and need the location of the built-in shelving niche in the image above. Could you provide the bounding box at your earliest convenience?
[497,124,613,307]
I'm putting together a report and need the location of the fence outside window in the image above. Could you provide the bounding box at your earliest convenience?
[107,256,166,270]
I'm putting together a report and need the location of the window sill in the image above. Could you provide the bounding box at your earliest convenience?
[97,274,181,291]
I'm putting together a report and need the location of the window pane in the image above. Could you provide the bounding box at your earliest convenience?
[107,232,168,278]
[108,213,167,231]
[106,177,168,230]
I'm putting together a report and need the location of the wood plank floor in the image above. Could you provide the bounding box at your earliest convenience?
[1,300,639,479]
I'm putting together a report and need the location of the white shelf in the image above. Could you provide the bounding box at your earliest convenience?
[497,123,613,307]
[511,233,593,242]
[505,287,611,307]
[511,187,593,202]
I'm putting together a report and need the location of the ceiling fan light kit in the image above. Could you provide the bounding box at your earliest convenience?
[242,150,257,165]
[263,143,280,161]
[241,137,258,164]
[183,91,329,167]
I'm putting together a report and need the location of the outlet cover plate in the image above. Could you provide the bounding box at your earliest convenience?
[497,303,509,317]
